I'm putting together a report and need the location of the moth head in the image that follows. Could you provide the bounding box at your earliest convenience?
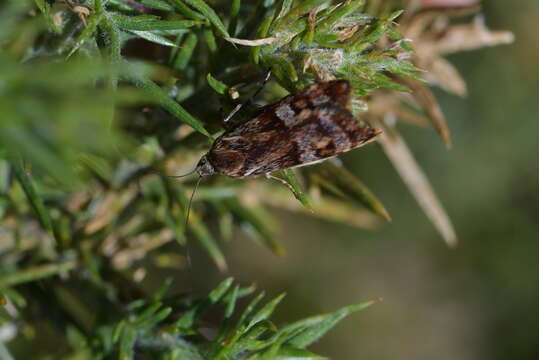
[196,155,215,177]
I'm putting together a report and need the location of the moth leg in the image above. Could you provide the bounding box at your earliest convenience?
[265,173,298,198]
[248,69,272,104]
[222,70,272,129]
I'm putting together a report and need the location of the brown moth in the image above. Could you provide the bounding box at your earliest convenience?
[176,79,381,226]
[195,79,381,179]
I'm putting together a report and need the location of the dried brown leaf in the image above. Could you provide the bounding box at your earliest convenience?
[373,116,457,246]
[369,93,431,128]
[84,185,138,234]
[112,228,174,269]
[401,7,512,100]
[433,16,514,56]
[404,4,481,38]
[424,56,467,97]
[400,78,452,148]
[394,106,432,127]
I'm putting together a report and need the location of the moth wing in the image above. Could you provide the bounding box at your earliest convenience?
[268,80,353,112]
[208,81,377,178]
[301,80,352,109]
[208,109,296,178]
[246,104,379,177]
[246,79,352,119]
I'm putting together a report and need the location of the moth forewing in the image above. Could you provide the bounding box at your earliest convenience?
[196,80,380,180]
[286,128,381,171]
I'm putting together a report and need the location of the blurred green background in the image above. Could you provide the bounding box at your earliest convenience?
[181,1,539,359]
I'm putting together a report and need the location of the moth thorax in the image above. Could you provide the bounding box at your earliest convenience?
[196,155,215,177]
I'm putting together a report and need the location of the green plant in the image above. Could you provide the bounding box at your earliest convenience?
[0,0,512,358]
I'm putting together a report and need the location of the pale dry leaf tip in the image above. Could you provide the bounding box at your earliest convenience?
[425,57,468,97]
[401,78,452,148]
[394,107,432,128]
[374,116,458,247]
[52,12,64,28]
[225,37,276,46]
[369,93,431,128]
[435,15,514,55]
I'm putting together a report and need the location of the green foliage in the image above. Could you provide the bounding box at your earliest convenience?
[54,278,375,359]
[0,0,413,276]
[255,0,420,98]
[0,0,512,358]
[0,1,401,356]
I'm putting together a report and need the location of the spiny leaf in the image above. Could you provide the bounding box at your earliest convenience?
[401,78,452,148]
[251,14,274,64]
[111,14,201,31]
[67,8,105,58]
[138,0,175,11]
[284,300,376,348]
[0,261,77,288]
[204,27,218,52]
[11,159,56,239]
[223,283,257,303]
[250,346,327,360]
[167,0,206,21]
[173,32,198,70]
[153,277,173,301]
[374,119,457,246]
[279,169,312,211]
[313,162,390,221]
[119,327,136,360]
[273,0,329,31]
[168,344,205,360]
[228,0,241,36]
[130,30,180,47]
[124,72,211,137]
[209,277,235,302]
[183,0,229,38]
[246,293,286,331]
[135,302,164,325]
[316,0,365,33]
[262,55,301,91]
[225,285,240,319]
[275,0,294,22]
[175,277,233,331]
[238,291,265,327]
[352,10,403,51]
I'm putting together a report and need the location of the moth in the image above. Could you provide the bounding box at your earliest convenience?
[195,79,380,180]
[178,79,381,222]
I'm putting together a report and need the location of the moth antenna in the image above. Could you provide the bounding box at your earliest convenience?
[150,167,197,179]
[166,168,197,179]
[184,175,203,231]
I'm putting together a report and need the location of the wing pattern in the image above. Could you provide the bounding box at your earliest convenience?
[207,80,379,178]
